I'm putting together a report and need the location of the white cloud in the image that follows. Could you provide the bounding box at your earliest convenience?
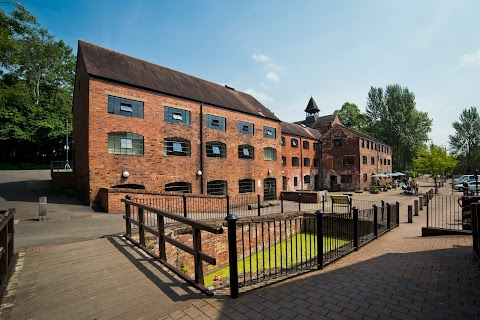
[265,63,279,71]
[251,53,271,62]
[244,88,273,102]
[460,49,480,66]
[266,71,280,82]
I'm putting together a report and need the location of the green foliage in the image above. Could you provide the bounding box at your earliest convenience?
[0,3,75,163]
[180,261,189,274]
[365,84,432,172]
[413,144,458,182]
[334,102,368,131]
[448,107,480,173]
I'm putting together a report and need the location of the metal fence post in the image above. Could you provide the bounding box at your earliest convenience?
[125,201,131,236]
[472,203,480,260]
[414,200,419,216]
[396,201,400,225]
[183,194,187,218]
[353,207,359,251]
[322,195,325,212]
[419,196,423,210]
[257,194,261,216]
[408,205,413,223]
[315,210,324,269]
[280,193,284,213]
[386,203,391,230]
[225,214,239,299]
[373,204,378,238]
[226,195,230,216]
[381,200,385,220]
[298,193,302,211]
[138,208,145,246]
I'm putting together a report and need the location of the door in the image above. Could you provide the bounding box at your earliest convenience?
[282,176,287,191]
[264,178,277,201]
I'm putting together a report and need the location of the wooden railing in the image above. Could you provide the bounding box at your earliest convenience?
[122,199,223,296]
[0,208,16,303]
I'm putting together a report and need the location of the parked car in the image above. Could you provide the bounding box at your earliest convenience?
[452,175,475,185]
[453,180,480,192]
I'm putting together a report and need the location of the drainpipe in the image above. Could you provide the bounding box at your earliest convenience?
[199,102,204,194]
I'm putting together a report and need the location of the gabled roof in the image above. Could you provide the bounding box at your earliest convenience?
[325,124,390,146]
[294,114,340,129]
[78,40,280,122]
[304,97,320,113]
[281,122,322,140]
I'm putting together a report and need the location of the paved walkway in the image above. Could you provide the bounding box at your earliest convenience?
[162,184,480,320]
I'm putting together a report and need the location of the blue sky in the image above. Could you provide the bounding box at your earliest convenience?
[15,0,480,148]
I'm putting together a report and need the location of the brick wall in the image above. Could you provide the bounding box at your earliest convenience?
[76,77,282,207]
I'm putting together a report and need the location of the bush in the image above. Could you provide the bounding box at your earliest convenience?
[370,187,379,194]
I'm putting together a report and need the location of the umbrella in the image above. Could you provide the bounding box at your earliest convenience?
[372,173,389,178]
[395,172,406,176]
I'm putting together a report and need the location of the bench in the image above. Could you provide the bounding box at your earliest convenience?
[330,195,352,213]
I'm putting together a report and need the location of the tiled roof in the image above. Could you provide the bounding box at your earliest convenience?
[78,40,280,122]
[281,122,322,139]
[326,124,390,146]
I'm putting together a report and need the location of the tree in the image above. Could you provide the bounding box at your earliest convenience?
[448,107,480,173]
[413,144,458,193]
[364,84,432,171]
[0,3,75,163]
[334,102,367,132]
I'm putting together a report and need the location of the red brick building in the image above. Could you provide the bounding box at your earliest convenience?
[295,97,392,191]
[72,41,282,207]
[280,122,322,191]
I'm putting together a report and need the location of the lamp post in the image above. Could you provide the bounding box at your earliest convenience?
[476,169,478,196]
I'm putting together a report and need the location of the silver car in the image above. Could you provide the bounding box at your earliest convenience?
[453,180,480,192]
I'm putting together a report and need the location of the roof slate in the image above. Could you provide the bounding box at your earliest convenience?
[304,97,320,113]
[78,40,280,122]
[280,122,322,139]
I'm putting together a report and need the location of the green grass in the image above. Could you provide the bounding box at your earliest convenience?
[204,232,349,286]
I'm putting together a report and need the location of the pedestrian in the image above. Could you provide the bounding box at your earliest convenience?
[394,180,398,190]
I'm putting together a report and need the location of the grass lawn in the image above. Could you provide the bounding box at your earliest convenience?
[204,232,349,286]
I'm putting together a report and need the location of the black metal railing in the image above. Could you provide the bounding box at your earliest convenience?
[122,199,223,296]
[226,202,400,298]
[425,194,479,232]
[50,160,74,173]
[131,193,382,224]
[472,203,480,262]
[0,208,16,304]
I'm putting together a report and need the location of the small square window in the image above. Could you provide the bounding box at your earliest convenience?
[120,138,132,149]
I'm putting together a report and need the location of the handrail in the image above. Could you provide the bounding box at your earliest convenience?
[0,208,16,304]
[122,199,223,296]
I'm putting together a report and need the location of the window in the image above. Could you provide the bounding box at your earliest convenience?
[379,158,382,165]
[207,180,227,195]
[282,156,286,166]
[371,143,374,150]
[294,177,298,187]
[362,156,367,164]
[341,175,353,183]
[384,159,387,165]
[366,141,370,149]
[303,158,310,166]
[239,179,255,193]
[387,159,391,165]
[164,107,190,125]
[333,139,342,147]
[292,157,299,167]
[108,132,144,155]
[263,147,277,161]
[165,182,191,193]
[238,121,254,135]
[291,138,298,148]
[343,156,355,165]
[314,158,320,167]
[313,142,319,150]
[206,142,226,158]
[304,175,311,184]
[206,114,226,131]
[281,136,286,146]
[303,141,310,149]
[361,139,365,148]
[164,138,191,156]
[263,126,276,138]
[238,145,254,159]
[371,157,375,165]
[108,95,144,118]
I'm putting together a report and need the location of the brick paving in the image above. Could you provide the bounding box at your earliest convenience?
[162,183,480,320]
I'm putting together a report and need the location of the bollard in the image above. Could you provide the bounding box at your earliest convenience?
[419,196,423,210]
[39,196,47,221]
[408,205,413,223]
[414,200,419,216]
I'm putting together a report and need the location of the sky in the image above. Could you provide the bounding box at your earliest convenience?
[12,0,480,148]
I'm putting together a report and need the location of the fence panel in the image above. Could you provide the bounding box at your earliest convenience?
[426,195,477,231]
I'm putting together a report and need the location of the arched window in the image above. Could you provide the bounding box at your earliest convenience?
[165,182,191,193]
[238,144,254,159]
[108,132,144,155]
[291,138,298,148]
[292,157,299,167]
[206,141,226,158]
[207,180,228,195]
[239,179,255,193]
[164,138,191,156]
